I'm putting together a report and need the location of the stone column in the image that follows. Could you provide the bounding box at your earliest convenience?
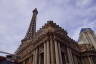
[34,49,38,64]
[50,36,55,64]
[33,51,35,64]
[39,54,41,64]
[58,43,63,64]
[44,42,47,64]
[54,40,60,64]
[67,48,74,64]
[47,41,51,64]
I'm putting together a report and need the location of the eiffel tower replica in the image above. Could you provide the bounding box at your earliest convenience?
[15,8,96,64]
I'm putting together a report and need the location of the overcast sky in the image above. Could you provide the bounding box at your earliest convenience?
[0,0,96,56]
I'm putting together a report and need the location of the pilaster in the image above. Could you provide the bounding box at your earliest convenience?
[44,42,47,64]
[54,41,62,64]
[47,41,51,64]
[33,48,38,64]
[50,36,56,64]
[58,43,63,64]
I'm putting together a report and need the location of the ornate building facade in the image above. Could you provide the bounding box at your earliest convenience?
[15,8,96,64]
[79,28,96,49]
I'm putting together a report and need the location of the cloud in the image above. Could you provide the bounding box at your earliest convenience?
[0,0,96,55]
